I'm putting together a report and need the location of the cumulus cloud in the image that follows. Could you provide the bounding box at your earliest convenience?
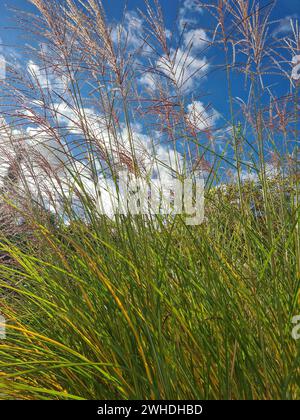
[111,10,147,51]
[0,54,5,81]
[235,163,280,184]
[183,28,209,52]
[0,103,185,221]
[0,117,73,213]
[178,0,203,30]
[0,38,23,80]
[139,73,156,90]
[139,29,209,92]
[27,60,68,93]
[273,14,298,36]
[186,100,220,131]
[156,48,208,92]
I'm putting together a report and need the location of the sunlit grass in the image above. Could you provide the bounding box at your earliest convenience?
[0,0,300,400]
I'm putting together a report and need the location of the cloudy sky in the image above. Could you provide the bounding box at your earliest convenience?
[0,0,299,218]
[1,0,298,113]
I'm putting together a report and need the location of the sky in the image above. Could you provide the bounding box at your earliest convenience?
[0,0,298,120]
[0,0,299,217]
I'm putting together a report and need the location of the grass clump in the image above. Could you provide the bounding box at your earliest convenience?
[0,0,299,399]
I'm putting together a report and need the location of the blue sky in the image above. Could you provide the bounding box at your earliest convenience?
[0,0,298,108]
[0,0,299,182]
[0,0,298,46]
[1,0,298,56]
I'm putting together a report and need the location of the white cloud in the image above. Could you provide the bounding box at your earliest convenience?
[28,60,49,88]
[0,54,5,81]
[178,0,203,30]
[156,48,208,92]
[139,73,156,90]
[186,101,220,131]
[165,29,172,39]
[0,105,185,220]
[236,163,280,183]
[27,60,68,92]
[183,28,209,51]
[273,15,298,36]
[111,10,146,50]
[181,0,202,12]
